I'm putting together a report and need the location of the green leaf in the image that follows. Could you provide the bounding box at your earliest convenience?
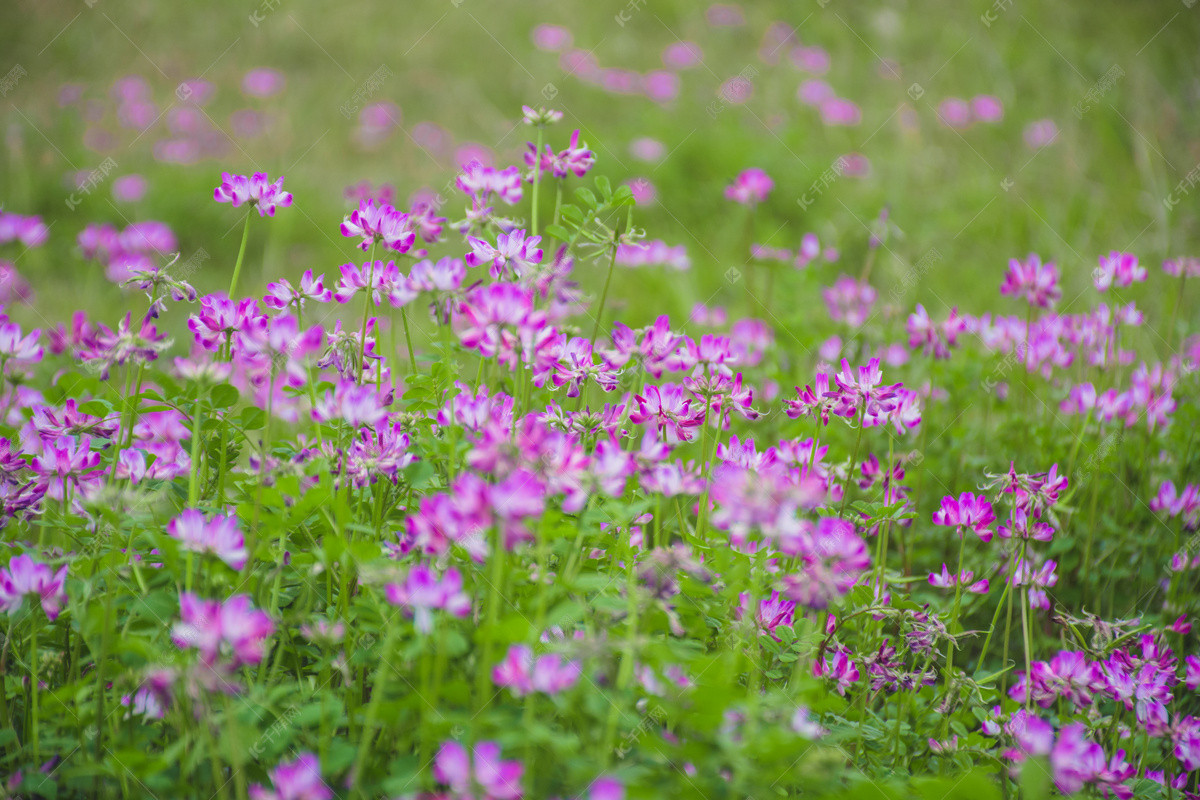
[210,383,240,408]
[240,407,266,430]
[574,188,598,210]
[543,224,572,241]
[594,175,612,199]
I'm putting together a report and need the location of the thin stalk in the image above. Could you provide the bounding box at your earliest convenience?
[531,127,544,236]
[227,211,253,299]
[29,621,38,766]
[839,400,866,518]
[588,222,624,346]
[356,245,378,385]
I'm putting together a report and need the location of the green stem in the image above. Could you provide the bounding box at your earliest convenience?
[29,620,38,766]
[228,211,252,298]
[351,622,399,793]
[357,245,378,386]
[839,401,866,518]
[401,306,417,377]
[588,222,623,346]
[531,127,544,237]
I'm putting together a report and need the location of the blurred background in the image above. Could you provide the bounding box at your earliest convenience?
[1,0,1198,357]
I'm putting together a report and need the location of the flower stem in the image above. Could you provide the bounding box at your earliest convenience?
[29,620,39,766]
[228,211,252,299]
[588,221,623,346]
[401,305,417,377]
[357,244,378,386]
[839,401,866,518]
[531,127,544,237]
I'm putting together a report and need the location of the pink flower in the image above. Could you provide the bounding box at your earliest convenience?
[385,565,471,634]
[173,593,274,667]
[1094,251,1145,291]
[30,435,103,501]
[1000,253,1061,308]
[213,172,293,217]
[339,199,415,253]
[248,752,331,800]
[492,644,582,696]
[466,229,544,279]
[820,98,861,126]
[738,590,796,640]
[932,492,996,541]
[814,648,859,695]
[1050,723,1104,794]
[590,776,625,800]
[263,270,332,313]
[167,509,247,570]
[0,555,68,620]
[0,322,43,362]
[630,384,705,444]
[1163,257,1200,277]
[552,337,621,398]
[971,95,1004,123]
[725,168,773,205]
[1024,119,1059,149]
[434,740,523,800]
[928,564,989,594]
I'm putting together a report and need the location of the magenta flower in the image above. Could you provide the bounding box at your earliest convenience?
[172,593,274,667]
[31,435,103,501]
[821,275,877,326]
[188,294,266,354]
[906,304,966,359]
[248,752,332,800]
[814,648,859,695]
[630,384,705,444]
[312,379,387,427]
[0,322,43,363]
[0,212,49,248]
[1093,251,1145,292]
[213,172,293,217]
[0,555,68,620]
[465,229,544,279]
[928,564,989,594]
[552,337,621,398]
[1000,253,1062,308]
[724,168,773,205]
[1163,257,1200,277]
[384,564,471,634]
[264,270,332,313]
[434,740,523,800]
[932,492,996,541]
[339,199,415,253]
[1050,723,1104,794]
[456,161,523,206]
[492,644,582,696]
[549,129,595,178]
[738,590,796,640]
[167,509,247,570]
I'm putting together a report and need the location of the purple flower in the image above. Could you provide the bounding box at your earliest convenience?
[213,172,293,217]
[434,740,523,800]
[385,565,471,634]
[932,492,996,541]
[1050,723,1104,794]
[465,229,544,279]
[339,199,415,253]
[724,168,773,205]
[1000,253,1061,308]
[927,564,989,594]
[738,590,796,640]
[168,509,247,570]
[248,752,331,800]
[173,593,274,668]
[492,644,582,696]
[264,270,332,313]
[0,555,68,620]
[1094,251,1145,292]
[814,648,859,695]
